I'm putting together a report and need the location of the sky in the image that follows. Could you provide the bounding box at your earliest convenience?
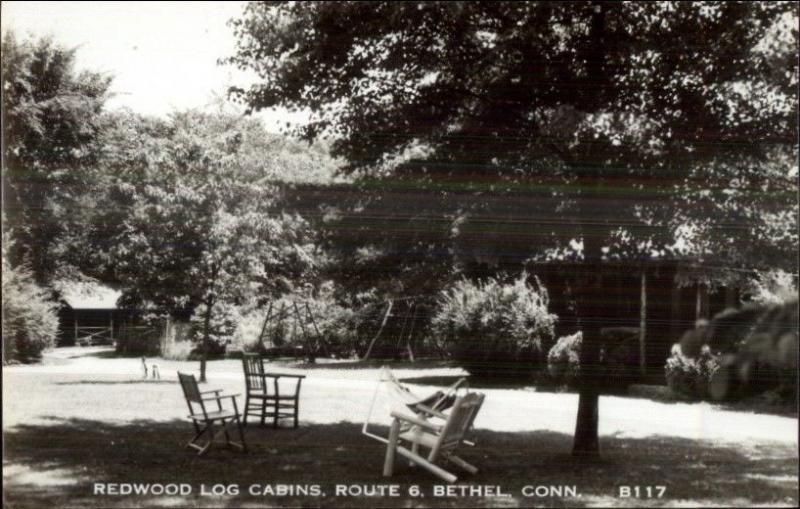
[1,1,306,131]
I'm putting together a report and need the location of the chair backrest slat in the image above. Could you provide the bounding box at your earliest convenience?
[178,372,208,419]
[242,353,266,391]
[433,392,485,455]
[178,372,202,402]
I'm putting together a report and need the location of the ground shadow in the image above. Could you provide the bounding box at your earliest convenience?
[64,349,137,360]
[4,418,797,508]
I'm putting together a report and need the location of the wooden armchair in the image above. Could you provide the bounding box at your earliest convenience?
[241,353,305,428]
[177,372,246,455]
[381,392,485,483]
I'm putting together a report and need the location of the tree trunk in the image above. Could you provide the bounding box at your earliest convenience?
[200,299,213,383]
[572,261,605,457]
[573,385,600,456]
[572,1,608,458]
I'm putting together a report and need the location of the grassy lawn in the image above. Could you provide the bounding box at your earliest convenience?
[3,347,798,508]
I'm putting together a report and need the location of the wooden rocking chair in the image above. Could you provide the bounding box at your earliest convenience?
[177,372,247,455]
[242,353,305,428]
[381,392,485,483]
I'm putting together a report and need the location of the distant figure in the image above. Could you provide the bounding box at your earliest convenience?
[141,357,161,380]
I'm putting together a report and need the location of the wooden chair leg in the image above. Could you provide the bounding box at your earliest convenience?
[395,445,458,483]
[273,401,279,429]
[187,422,209,452]
[383,419,401,477]
[261,399,267,426]
[243,396,250,426]
[236,415,247,453]
[447,454,478,474]
[221,418,232,446]
[199,421,216,456]
[293,398,299,428]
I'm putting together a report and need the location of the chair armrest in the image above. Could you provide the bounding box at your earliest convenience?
[389,410,442,433]
[264,373,306,380]
[414,404,447,420]
[199,389,222,394]
[201,393,241,401]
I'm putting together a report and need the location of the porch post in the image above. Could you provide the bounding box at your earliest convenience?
[639,270,647,377]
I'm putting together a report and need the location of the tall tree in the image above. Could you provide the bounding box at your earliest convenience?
[226,1,798,455]
[94,110,323,381]
[1,33,112,283]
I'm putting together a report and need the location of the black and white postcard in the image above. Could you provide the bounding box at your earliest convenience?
[2,2,798,507]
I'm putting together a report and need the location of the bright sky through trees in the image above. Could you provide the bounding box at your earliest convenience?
[0,1,306,131]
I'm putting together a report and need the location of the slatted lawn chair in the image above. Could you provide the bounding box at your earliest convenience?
[242,353,306,428]
[177,372,247,456]
[362,367,470,441]
[380,391,485,483]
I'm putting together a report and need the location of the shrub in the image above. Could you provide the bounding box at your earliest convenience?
[162,340,194,361]
[664,343,720,399]
[431,273,557,379]
[190,302,240,355]
[547,332,582,384]
[546,329,640,390]
[2,259,59,363]
[680,299,798,401]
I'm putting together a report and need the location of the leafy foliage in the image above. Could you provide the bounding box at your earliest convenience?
[665,343,720,399]
[1,232,59,363]
[678,299,798,400]
[743,270,799,306]
[431,273,556,378]
[86,110,326,378]
[189,302,240,355]
[1,33,112,282]
[547,332,582,385]
[226,1,798,452]
[226,1,798,295]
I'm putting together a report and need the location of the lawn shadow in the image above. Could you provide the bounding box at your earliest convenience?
[64,349,137,360]
[4,417,797,508]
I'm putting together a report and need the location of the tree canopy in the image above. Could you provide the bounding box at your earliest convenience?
[227,2,795,172]
[226,1,797,275]
[85,109,329,380]
[1,32,112,282]
[225,0,799,455]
